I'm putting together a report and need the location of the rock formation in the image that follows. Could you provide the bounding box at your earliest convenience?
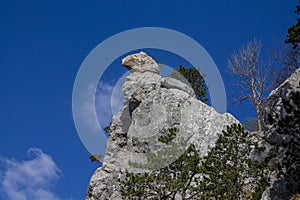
[261,68,300,200]
[85,51,300,200]
[85,52,239,200]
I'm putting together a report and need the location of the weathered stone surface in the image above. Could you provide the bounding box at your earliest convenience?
[121,51,160,74]
[161,77,196,97]
[261,68,300,200]
[85,52,239,200]
[264,68,300,145]
[122,71,161,106]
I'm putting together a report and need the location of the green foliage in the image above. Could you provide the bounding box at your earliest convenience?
[158,127,178,144]
[251,175,270,200]
[169,65,209,103]
[120,124,269,199]
[129,127,185,170]
[89,154,103,163]
[121,145,201,199]
[198,124,269,199]
[286,3,300,48]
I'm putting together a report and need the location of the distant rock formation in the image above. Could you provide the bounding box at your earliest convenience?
[261,68,300,200]
[85,52,238,200]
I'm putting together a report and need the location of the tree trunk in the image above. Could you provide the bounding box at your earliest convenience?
[256,104,263,132]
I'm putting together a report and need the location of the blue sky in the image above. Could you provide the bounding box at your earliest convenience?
[0,1,297,199]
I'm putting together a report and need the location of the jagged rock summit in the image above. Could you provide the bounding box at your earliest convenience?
[86,52,239,200]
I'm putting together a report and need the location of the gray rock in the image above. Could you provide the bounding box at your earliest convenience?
[260,68,300,200]
[264,68,300,144]
[85,52,239,200]
[121,51,160,74]
[122,71,161,107]
[261,188,271,200]
[161,77,196,97]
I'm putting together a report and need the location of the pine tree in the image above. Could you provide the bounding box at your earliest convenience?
[198,124,268,199]
[286,2,300,48]
[121,144,201,199]
[120,124,269,199]
[89,154,104,163]
[169,65,209,103]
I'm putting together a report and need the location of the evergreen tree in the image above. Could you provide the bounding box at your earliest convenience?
[120,124,269,199]
[89,154,104,163]
[198,124,268,199]
[269,3,300,89]
[286,2,300,48]
[169,65,209,103]
[121,144,201,199]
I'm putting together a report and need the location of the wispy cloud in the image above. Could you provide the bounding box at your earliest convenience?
[95,79,125,129]
[0,148,63,200]
[78,84,102,133]
[72,77,126,154]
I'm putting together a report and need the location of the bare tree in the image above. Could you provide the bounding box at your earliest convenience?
[270,42,300,89]
[228,39,269,132]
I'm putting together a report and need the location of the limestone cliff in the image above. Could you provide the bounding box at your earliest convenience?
[261,68,300,200]
[85,52,239,200]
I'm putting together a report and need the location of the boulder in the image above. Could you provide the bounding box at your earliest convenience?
[121,51,160,74]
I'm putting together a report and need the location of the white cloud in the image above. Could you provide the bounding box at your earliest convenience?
[78,84,102,133]
[95,81,115,127]
[95,79,125,128]
[72,78,125,154]
[0,148,64,200]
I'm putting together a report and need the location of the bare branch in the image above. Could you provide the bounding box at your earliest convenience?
[228,38,268,132]
[269,41,300,89]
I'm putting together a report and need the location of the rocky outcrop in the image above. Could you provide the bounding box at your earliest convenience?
[264,68,300,144]
[121,51,160,74]
[261,68,300,200]
[85,52,239,200]
[161,77,195,97]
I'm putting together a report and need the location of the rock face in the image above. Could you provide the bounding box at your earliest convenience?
[261,68,300,200]
[85,52,239,200]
